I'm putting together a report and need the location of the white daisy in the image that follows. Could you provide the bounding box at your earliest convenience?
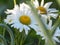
[4,3,40,35]
[32,0,58,19]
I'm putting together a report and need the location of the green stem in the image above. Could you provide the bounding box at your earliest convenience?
[20,31,24,45]
[27,2,50,38]
[45,38,56,45]
[38,38,41,45]
[0,35,7,45]
[15,29,20,45]
[0,23,15,45]
[3,28,5,37]
[52,16,60,30]
[56,0,60,6]
[14,0,16,6]
[27,2,56,45]
[51,16,60,36]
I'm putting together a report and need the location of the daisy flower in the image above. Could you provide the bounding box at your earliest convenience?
[32,0,59,39]
[4,3,40,34]
[32,0,58,20]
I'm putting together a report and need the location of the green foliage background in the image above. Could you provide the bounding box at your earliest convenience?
[0,0,60,45]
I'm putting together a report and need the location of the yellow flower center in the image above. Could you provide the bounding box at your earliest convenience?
[37,6,47,14]
[19,15,31,25]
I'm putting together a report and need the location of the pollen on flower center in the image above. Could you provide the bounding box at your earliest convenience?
[37,6,47,14]
[19,15,31,25]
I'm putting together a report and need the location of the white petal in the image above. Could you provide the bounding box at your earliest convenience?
[29,25,40,32]
[44,2,53,9]
[11,23,18,29]
[48,8,58,12]
[30,25,42,36]
[33,0,39,8]
[53,27,60,42]
[20,3,30,11]
[40,0,44,6]
[48,13,58,19]
[23,25,30,34]
[36,32,41,35]
[25,30,28,35]
[54,27,60,36]
[4,15,14,24]
[5,5,20,15]
[47,20,52,30]
[5,9,13,14]
[24,25,30,31]
[13,5,20,15]
[53,37,60,43]
[19,26,23,32]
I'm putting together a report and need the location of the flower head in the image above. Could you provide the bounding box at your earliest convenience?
[32,0,58,19]
[4,3,39,34]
